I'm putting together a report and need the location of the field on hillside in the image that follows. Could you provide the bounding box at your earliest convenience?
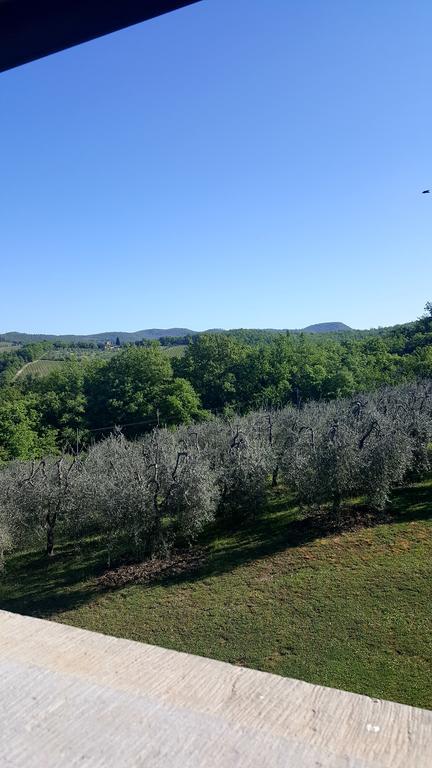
[15,359,65,380]
[1,478,431,709]
[14,345,186,380]
[161,344,186,358]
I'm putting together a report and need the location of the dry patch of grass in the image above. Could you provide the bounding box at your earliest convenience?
[97,548,207,589]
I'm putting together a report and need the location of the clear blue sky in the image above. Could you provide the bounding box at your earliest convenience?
[1,0,431,333]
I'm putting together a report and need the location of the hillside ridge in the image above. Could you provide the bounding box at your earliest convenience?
[0,322,352,344]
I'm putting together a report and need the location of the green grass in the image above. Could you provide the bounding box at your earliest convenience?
[1,479,431,709]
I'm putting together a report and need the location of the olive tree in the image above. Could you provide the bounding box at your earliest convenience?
[72,429,219,563]
[216,417,272,520]
[162,445,219,543]
[0,456,78,556]
[358,414,412,510]
[72,433,164,563]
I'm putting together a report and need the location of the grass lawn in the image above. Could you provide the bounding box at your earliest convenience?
[1,479,431,709]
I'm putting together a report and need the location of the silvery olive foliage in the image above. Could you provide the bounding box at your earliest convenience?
[218,418,273,520]
[293,402,361,513]
[275,381,432,512]
[0,380,431,566]
[188,414,273,520]
[71,434,161,563]
[163,448,219,542]
[0,456,78,560]
[71,430,219,562]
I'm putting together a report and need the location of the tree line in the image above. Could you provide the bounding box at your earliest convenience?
[0,304,431,462]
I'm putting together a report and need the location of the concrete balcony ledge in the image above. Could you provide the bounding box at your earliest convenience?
[0,609,430,767]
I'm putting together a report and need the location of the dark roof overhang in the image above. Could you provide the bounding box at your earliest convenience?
[0,0,202,73]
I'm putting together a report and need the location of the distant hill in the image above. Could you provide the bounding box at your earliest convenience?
[301,322,352,334]
[0,322,353,345]
[0,328,197,344]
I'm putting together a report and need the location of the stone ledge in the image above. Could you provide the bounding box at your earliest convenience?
[0,609,430,767]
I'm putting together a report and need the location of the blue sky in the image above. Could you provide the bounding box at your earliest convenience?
[1,0,431,333]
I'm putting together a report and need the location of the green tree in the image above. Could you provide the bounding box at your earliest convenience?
[158,377,207,426]
[0,389,58,462]
[235,335,294,410]
[86,345,205,431]
[174,334,247,411]
[24,358,89,450]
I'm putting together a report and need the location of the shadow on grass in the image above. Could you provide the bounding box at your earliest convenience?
[388,481,432,521]
[1,479,431,620]
[0,539,108,618]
